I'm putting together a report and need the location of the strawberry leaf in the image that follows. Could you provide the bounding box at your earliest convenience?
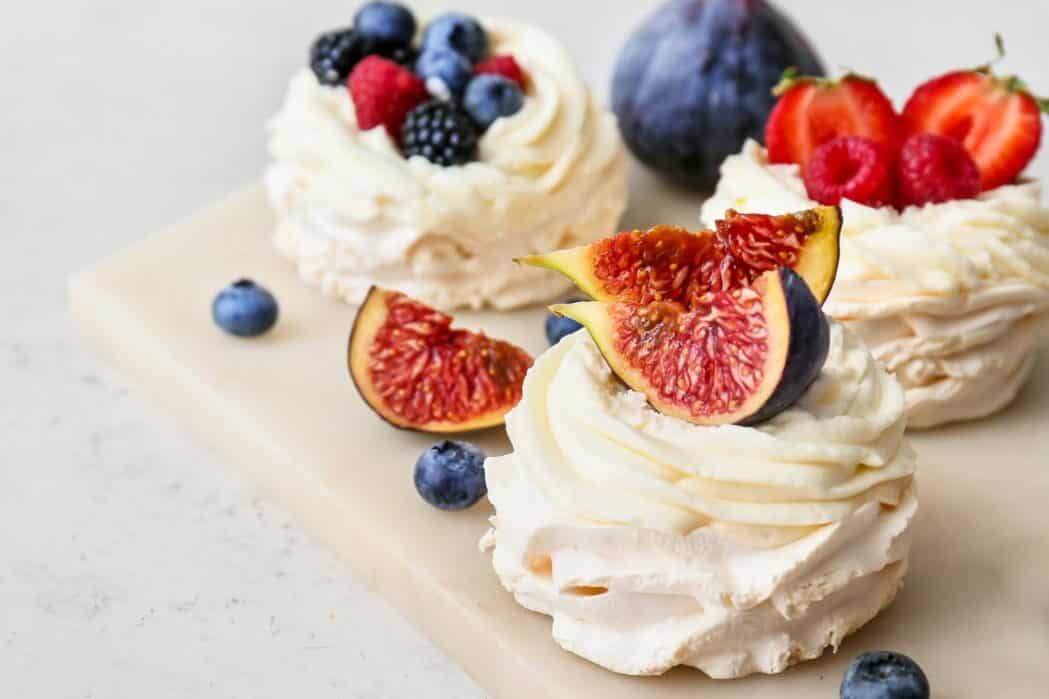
[772,67,800,96]
[975,33,1008,74]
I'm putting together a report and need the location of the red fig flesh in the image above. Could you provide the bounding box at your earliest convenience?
[553,268,829,426]
[521,205,840,307]
[349,287,533,433]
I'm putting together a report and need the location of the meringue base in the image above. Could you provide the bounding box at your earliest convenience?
[269,202,581,311]
[843,311,1046,429]
[482,451,917,679]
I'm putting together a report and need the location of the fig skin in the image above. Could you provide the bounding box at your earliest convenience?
[738,267,829,426]
[612,0,824,188]
[554,268,829,426]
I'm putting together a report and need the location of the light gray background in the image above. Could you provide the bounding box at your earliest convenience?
[4,1,1047,696]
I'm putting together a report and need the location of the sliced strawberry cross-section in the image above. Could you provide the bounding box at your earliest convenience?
[902,68,1047,191]
[765,73,902,174]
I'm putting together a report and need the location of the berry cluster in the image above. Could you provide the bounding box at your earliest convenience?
[765,37,1047,209]
[308,3,529,167]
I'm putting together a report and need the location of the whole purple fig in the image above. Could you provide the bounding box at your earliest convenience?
[612,0,824,188]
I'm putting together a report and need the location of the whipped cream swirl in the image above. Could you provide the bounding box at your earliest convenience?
[482,325,917,678]
[701,141,1049,427]
[265,19,627,311]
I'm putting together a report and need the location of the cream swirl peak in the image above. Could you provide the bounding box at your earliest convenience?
[266,19,627,311]
[482,325,917,677]
[701,141,1049,427]
[498,323,913,532]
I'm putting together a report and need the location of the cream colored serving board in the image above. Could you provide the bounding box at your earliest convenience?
[70,186,1049,697]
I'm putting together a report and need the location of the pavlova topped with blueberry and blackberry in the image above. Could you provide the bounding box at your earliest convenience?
[266,2,627,311]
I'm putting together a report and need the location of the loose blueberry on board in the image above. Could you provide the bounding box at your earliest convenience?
[414,440,488,511]
[463,75,524,131]
[309,28,375,85]
[612,0,824,188]
[212,280,279,338]
[840,651,930,699]
[415,48,474,98]
[353,1,417,47]
[545,308,583,345]
[401,100,480,166]
[422,13,488,63]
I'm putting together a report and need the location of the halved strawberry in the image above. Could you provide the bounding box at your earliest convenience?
[902,68,1048,191]
[765,73,902,173]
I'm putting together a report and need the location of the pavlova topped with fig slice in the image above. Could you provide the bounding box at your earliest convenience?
[703,39,1049,428]
[476,208,918,679]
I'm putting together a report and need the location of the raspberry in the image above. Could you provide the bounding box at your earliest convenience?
[401,101,479,166]
[475,54,526,89]
[803,136,895,207]
[896,132,981,208]
[348,55,427,140]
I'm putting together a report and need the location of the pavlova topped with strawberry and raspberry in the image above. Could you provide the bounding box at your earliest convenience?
[703,42,1049,428]
[266,3,627,311]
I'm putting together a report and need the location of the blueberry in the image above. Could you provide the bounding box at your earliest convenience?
[212,279,279,337]
[421,13,488,63]
[611,0,824,188]
[353,1,416,47]
[545,312,583,346]
[414,441,487,511]
[415,48,474,98]
[463,75,524,131]
[841,651,930,699]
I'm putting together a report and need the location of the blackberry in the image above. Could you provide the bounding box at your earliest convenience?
[375,43,418,68]
[401,101,479,167]
[309,28,374,86]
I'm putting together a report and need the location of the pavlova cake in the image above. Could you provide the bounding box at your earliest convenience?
[702,51,1049,428]
[266,3,627,310]
[482,207,918,678]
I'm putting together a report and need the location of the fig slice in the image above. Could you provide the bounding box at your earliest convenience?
[348,287,533,433]
[520,205,841,306]
[552,268,830,426]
